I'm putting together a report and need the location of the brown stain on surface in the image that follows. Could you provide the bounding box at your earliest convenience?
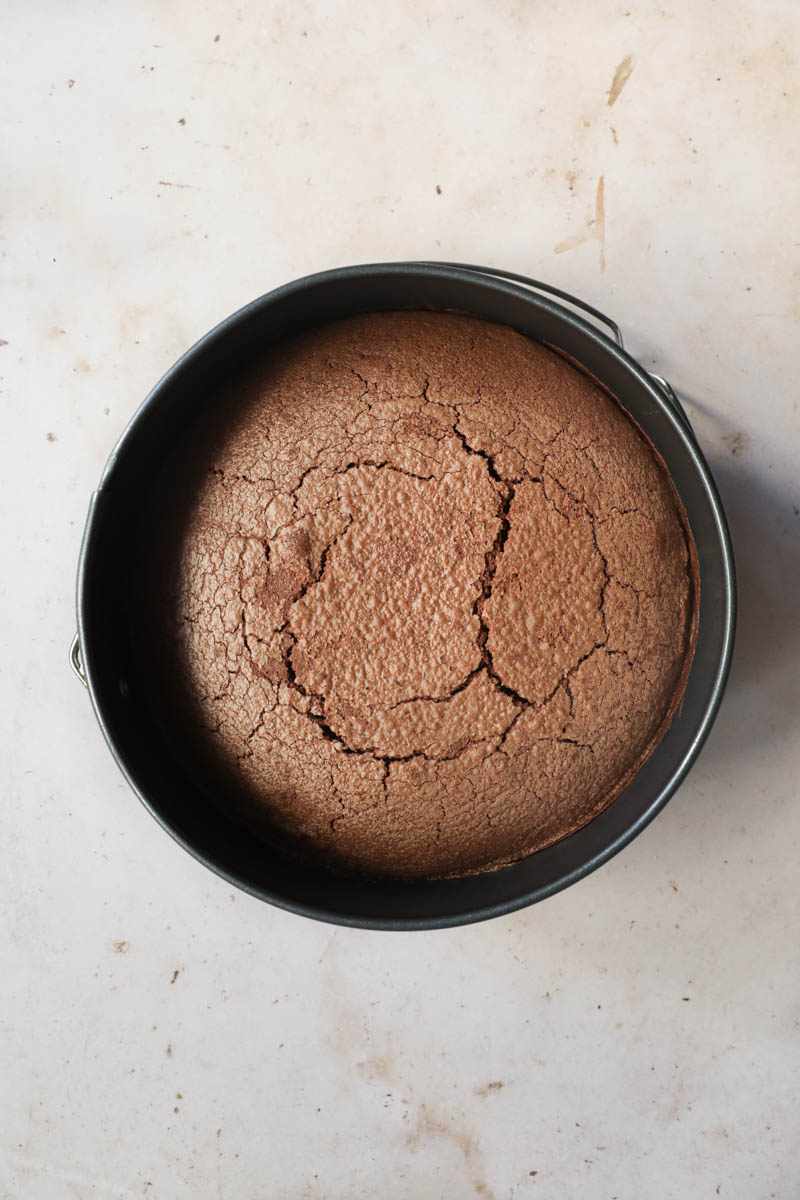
[46,432,57,442]
[554,175,606,271]
[722,431,750,457]
[118,305,149,344]
[608,54,635,106]
[112,940,130,954]
[170,968,181,984]
[356,1054,394,1082]
[595,175,605,270]
[406,1103,478,1163]
[474,1081,504,1097]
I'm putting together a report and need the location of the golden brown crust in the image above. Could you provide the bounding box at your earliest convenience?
[145,311,697,879]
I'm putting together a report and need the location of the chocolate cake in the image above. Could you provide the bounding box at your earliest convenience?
[144,311,697,879]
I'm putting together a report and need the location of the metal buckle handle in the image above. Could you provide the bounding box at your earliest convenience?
[649,373,695,439]
[416,260,625,348]
[70,633,87,687]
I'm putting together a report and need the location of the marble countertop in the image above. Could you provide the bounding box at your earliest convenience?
[3,1,799,1196]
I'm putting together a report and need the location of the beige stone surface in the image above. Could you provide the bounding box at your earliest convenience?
[2,1,798,1196]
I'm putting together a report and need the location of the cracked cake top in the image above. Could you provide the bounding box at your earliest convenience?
[143,311,697,879]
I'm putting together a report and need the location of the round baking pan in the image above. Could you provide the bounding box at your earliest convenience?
[73,262,736,929]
